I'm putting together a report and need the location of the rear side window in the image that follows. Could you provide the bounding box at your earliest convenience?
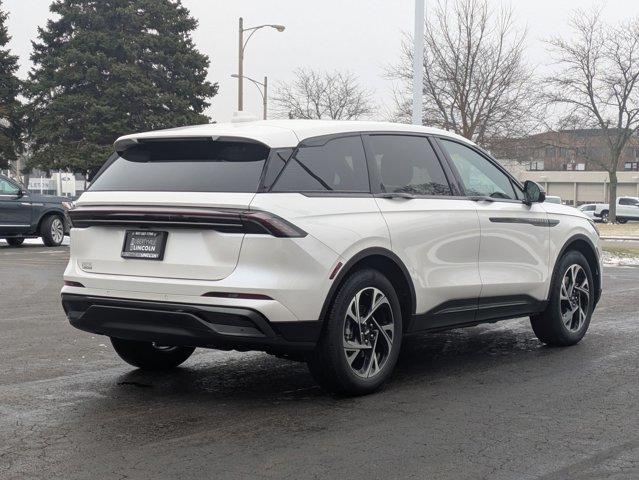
[90,139,269,192]
[619,198,639,206]
[271,136,369,192]
[367,135,451,196]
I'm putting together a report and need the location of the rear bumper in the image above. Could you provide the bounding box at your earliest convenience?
[61,293,321,353]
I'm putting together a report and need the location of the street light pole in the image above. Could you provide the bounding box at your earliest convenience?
[231,74,268,119]
[238,17,244,111]
[412,0,425,125]
[237,18,285,113]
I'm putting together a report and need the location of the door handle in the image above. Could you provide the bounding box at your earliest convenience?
[376,193,416,199]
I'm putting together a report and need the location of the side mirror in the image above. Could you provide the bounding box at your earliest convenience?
[14,188,25,198]
[523,180,546,204]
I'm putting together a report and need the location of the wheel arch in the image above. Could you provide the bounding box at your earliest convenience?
[318,247,416,330]
[553,234,602,306]
[36,208,65,233]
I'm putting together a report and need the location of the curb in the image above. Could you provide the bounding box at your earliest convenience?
[601,236,639,241]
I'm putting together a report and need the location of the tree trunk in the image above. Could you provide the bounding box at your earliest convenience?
[608,169,618,223]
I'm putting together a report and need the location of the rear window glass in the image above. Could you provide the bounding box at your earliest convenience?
[90,139,269,192]
[271,136,369,192]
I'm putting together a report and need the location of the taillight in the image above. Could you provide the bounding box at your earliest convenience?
[240,211,307,238]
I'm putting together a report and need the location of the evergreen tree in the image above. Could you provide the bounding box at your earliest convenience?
[27,0,218,172]
[0,1,22,170]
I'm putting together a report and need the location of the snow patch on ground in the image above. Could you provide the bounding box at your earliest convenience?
[602,251,639,267]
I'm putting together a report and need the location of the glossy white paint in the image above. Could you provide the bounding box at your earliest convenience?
[475,200,550,301]
[65,120,601,329]
[375,197,482,313]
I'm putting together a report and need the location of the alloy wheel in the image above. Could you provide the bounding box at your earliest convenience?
[51,217,64,244]
[559,264,589,332]
[343,287,395,379]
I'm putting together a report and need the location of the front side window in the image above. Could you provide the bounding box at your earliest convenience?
[90,139,269,192]
[619,198,639,206]
[367,135,451,196]
[580,205,595,211]
[440,139,518,200]
[0,177,19,195]
[272,136,369,192]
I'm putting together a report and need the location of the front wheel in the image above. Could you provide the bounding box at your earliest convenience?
[110,337,195,370]
[307,269,403,396]
[5,238,24,247]
[600,211,609,224]
[41,215,65,247]
[530,250,594,347]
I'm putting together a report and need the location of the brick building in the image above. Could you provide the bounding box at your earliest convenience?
[491,129,639,172]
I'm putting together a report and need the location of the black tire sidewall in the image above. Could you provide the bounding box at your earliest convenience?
[312,268,403,395]
[5,238,24,247]
[548,251,595,344]
[110,337,195,370]
[41,215,64,247]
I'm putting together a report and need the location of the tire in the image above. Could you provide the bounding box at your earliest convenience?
[40,215,65,247]
[530,250,594,347]
[307,268,403,396]
[600,210,609,224]
[110,337,195,370]
[5,238,24,247]
[617,218,628,224]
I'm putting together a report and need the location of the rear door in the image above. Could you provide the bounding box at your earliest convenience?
[0,176,31,234]
[72,138,270,281]
[437,138,550,316]
[618,197,639,219]
[363,133,482,330]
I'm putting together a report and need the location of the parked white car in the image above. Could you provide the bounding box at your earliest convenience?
[578,204,599,221]
[544,195,562,204]
[593,197,639,223]
[61,120,602,395]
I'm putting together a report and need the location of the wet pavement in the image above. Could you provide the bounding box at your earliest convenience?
[1,244,638,479]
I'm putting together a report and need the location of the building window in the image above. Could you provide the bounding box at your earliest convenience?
[545,146,556,157]
[576,163,585,171]
[528,161,544,171]
[635,148,639,159]
[624,162,639,171]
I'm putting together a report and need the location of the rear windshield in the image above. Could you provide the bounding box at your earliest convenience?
[90,139,269,192]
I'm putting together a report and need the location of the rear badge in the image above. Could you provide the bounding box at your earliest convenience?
[81,262,93,270]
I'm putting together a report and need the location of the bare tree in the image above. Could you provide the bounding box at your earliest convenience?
[546,10,639,222]
[271,68,375,120]
[388,0,541,146]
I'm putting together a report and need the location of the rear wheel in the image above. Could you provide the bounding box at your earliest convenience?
[41,215,64,247]
[617,218,628,224]
[110,337,195,370]
[307,269,403,396]
[600,210,609,224]
[530,250,594,347]
[5,238,24,247]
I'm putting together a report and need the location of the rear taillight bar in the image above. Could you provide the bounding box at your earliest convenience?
[68,206,307,238]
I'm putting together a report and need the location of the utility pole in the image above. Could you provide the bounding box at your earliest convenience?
[412,0,425,125]
[238,17,244,111]
[237,18,285,113]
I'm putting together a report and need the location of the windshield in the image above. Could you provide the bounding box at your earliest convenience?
[90,139,270,192]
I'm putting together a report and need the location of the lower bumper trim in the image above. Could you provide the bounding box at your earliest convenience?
[61,294,321,353]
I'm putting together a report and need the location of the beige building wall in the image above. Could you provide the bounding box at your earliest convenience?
[510,170,639,205]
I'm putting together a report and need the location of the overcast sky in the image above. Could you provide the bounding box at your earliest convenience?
[2,0,635,123]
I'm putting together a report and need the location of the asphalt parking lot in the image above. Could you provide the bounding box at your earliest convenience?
[1,243,638,480]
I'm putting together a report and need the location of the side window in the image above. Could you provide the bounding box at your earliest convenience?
[619,198,638,206]
[0,178,19,195]
[440,139,517,200]
[261,148,293,191]
[272,136,369,192]
[367,135,451,196]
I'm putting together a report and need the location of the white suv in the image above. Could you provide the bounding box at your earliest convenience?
[62,120,602,395]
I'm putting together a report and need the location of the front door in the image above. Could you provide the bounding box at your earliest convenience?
[363,134,482,330]
[0,177,31,234]
[437,138,550,319]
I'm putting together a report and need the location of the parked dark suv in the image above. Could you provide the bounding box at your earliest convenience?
[0,174,71,247]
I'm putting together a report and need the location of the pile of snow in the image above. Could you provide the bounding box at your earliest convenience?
[602,251,639,267]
